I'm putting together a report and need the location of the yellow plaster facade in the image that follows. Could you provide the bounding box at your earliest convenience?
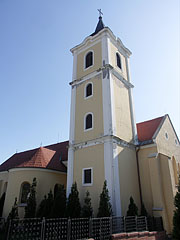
[74,74,104,144]
[1,168,66,218]
[73,144,105,215]
[76,41,102,79]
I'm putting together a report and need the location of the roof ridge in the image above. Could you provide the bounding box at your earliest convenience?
[137,115,164,125]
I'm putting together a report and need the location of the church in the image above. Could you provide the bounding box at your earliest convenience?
[0,14,179,234]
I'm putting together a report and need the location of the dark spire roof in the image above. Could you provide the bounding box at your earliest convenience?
[91,16,105,36]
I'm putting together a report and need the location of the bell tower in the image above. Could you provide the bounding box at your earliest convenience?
[67,14,140,216]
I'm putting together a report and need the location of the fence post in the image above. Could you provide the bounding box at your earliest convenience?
[100,218,102,239]
[41,217,45,240]
[145,216,148,231]
[135,216,138,231]
[6,219,12,240]
[110,217,112,236]
[89,217,92,238]
[67,218,71,240]
[124,216,126,232]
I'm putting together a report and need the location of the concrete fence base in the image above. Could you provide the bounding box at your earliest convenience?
[111,231,167,240]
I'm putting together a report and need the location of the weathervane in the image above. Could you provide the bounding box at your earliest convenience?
[97,9,103,18]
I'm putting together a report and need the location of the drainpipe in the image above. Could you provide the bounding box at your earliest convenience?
[136,147,143,209]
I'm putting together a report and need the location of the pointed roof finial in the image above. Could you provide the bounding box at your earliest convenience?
[91,9,105,36]
[97,9,103,18]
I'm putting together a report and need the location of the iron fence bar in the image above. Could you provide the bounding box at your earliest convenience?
[100,218,102,240]
[145,216,148,231]
[124,216,126,232]
[40,217,45,240]
[135,216,137,231]
[67,218,71,240]
[110,217,112,236]
[89,217,92,238]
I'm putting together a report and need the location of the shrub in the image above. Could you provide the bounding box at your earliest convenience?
[126,196,138,216]
[7,197,18,220]
[81,191,93,218]
[51,184,66,218]
[173,179,180,240]
[66,182,81,218]
[25,178,37,218]
[97,180,112,217]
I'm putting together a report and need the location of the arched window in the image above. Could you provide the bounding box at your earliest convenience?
[116,53,122,69]
[85,51,93,69]
[85,83,93,98]
[85,113,93,130]
[20,182,30,203]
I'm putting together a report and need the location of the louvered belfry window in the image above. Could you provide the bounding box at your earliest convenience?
[86,83,92,97]
[85,52,93,68]
[116,53,122,69]
[85,114,92,129]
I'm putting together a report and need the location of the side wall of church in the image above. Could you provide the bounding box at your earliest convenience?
[73,143,105,216]
[156,116,180,163]
[117,145,140,216]
[0,171,8,198]
[138,145,157,215]
[3,168,66,218]
[138,145,176,233]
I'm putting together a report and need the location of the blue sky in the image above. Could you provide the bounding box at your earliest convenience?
[0,0,179,164]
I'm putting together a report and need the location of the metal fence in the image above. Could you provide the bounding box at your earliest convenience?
[6,216,164,240]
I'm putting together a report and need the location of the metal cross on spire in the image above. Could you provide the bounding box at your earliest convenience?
[97,9,103,18]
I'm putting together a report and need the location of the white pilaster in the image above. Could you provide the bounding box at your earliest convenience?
[67,51,77,196]
[125,57,138,144]
[113,144,122,216]
[69,86,76,144]
[67,146,74,196]
[104,139,114,209]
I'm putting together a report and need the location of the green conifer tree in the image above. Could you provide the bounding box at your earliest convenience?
[0,192,5,217]
[51,184,66,218]
[44,190,54,218]
[36,195,47,218]
[25,178,37,218]
[97,181,112,217]
[66,182,81,218]
[140,202,148,216]
[126,196,138,216]
[81,191,93,218]
[7,197,19,220]
[173,179,180,240]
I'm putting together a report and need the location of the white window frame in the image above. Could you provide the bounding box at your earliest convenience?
[82,167,93,186]
[84,82,93,99]
[84,112,94,132]
[84,50,94,71]
[116,52,122,71]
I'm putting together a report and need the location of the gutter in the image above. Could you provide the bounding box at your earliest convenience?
[136,147,143,208]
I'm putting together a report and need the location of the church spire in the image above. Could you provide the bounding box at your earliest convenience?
[91,9,105,36]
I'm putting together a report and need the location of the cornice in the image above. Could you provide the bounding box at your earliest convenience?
[69,134,135,151]
[69,64,134,89]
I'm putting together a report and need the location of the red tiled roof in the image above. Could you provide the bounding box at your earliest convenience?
[0,141,69,172]
[137,116,164,142]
